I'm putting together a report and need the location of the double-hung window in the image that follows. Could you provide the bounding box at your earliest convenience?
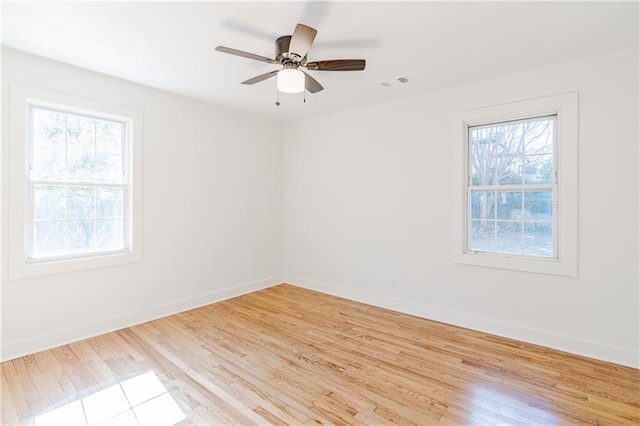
[468,116,556,258]
[453,93,578,276]
[9,86,142,278]
[29,106,129,259]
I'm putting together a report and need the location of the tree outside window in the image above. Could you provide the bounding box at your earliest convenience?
[468,116,556,258]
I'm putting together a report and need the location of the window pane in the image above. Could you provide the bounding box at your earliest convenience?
[470,220,495,253]
[34,185,66,220]
[95,153,123,184]
[96,121,123,154]
[97,219,123,250]
[471,157,497,186]
[97,187,124,218]
[524,190,554,257]
[68,186,96,219]
[524,190,553,220]
[67,115,95,151]
[470,127,496,158]
[524,223,554,257]
[33,220,67,256]
[68,220,95,252]
[524,155,553,184]
[524,119,554,155]
[471,191,495,220]
[496,191,522,220]
[497,157,523,185]
[33,108,66,148]
[67,149,95,182]
[493,123,523,184]
[494,122,524,157]
[32,147,66,181]
[496,221,523,255]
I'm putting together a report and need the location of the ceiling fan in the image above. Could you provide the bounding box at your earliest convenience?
[215,23,366,96]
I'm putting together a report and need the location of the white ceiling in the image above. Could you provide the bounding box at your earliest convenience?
[2,1,638,123]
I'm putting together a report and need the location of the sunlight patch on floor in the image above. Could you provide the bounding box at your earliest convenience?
[470,386,556,425]
[34,371,185,426]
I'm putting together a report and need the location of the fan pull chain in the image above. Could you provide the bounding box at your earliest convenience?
[275,87,309,106]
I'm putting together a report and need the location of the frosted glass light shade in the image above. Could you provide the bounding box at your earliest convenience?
[277,69,305,93]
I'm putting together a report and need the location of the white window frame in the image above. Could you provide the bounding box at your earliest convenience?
[452,93,578,276]
[8,85,143,279]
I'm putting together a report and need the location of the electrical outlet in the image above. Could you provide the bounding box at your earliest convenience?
[391,277,398,289]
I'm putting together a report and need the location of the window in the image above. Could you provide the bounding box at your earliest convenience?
[468,116,556,258]
[453,93,577,276]
[9,86,142,278]
[29,106,128,259]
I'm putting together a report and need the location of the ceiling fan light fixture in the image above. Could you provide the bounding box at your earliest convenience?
[277,68,305,93]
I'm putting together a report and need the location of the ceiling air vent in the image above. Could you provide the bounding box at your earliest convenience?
[378,75,411,87]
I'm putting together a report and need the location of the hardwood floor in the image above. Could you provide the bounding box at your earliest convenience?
[2,284,639,425]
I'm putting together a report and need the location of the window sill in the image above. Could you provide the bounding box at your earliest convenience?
[10,250,141,280]
[453,252,577,277]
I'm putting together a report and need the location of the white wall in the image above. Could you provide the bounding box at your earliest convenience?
[1,48,284,360]
[284,48,639,367]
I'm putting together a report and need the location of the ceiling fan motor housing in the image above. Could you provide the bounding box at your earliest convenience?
[275,35,292,63]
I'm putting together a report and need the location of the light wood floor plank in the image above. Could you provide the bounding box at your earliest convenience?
[2,284,638,425]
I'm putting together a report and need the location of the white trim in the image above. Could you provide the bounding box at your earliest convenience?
[286,275,639,368]
[452,92,578,276]
[8,85,143,279]
[0,275,284,362]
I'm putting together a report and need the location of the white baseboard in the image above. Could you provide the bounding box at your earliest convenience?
[286,275,639,369]
[5,274,637,369]
[1,275,283,362]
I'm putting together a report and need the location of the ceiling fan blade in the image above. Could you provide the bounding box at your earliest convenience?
[215,46,278,64]
[301,70,323,93]
[288,24,317,61]
[241,70,279,85]
[305,59,366,71]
